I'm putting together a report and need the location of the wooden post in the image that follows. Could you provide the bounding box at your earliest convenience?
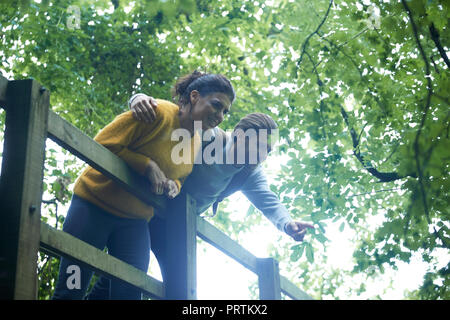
[0,79,49,299]
[257,257,281,300]
[148,215,168,284]
[164,192,197,299]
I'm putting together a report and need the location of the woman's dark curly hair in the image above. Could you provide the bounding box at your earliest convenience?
[171,70,235,106]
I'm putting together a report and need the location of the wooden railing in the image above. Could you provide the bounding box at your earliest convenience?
[0,77,312,300]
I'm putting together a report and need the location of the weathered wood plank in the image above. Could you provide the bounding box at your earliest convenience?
[257,258,281,300]
[0,79,49,299]
[164,193,197,299]
[39,222,165,299]
[196,216,259,273]
[46,110,167,214]
[280,275,313,300]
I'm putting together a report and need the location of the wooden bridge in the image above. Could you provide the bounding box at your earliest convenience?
[0,76,312,300]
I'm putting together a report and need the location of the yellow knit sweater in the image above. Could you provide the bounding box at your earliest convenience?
[73,99,200,221]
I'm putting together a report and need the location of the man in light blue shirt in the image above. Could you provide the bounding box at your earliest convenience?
[130,94,313,239]
[183,127,293,233]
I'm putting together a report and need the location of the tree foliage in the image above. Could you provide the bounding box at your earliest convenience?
[1,0,448,299]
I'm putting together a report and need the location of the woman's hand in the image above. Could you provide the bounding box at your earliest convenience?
[145,160,167,195]
[164,180,180,199]
[131,94,158,123]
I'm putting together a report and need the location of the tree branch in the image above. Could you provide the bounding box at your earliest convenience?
[423,110,450,167]
[357,122,369,146]
[402,0,433,223]
[401,0,449,249]
[111,0,120,10]
[336,27,369,50]
[305,50,323,87]
[430,55,440,74]
[429,23,450,69]
[317,30,388,116]
[297,1,420,183]
[340,105,414,182]
[304,50,328,143]
[43,198,59,229]
[347,188,402,198]
[381,141,400,166]
[297,0,333,68]
[304,27,410,183]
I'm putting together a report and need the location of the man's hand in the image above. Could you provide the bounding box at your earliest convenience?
[145,159,167,195]
[285,221,315,242]
[164,180,180,199]
[131,94,158,123]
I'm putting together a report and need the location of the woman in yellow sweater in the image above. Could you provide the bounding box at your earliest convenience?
[52,71,235,300]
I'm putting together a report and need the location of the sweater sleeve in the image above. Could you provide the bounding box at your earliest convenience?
[93,111,155,176]
[240,166,293,232]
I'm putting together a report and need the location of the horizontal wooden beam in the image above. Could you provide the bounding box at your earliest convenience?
[40,222,165,299]
[280,275,313,300]
[196,217,258,273]
[46,110,167,214]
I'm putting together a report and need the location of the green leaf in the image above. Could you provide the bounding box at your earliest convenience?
[305,243,314,263]
[314,232,328,244]
[290,243,305,261]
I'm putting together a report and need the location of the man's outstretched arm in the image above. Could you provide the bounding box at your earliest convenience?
[241,166,314,242]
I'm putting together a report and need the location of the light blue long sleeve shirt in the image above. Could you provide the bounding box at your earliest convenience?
[182,130,292,232]
[239,166,293,232]
[182,132,243,213]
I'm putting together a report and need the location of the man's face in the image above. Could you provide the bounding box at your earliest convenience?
[230,129,273,166]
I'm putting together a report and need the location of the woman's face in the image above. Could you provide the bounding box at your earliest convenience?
[189,90,232,130]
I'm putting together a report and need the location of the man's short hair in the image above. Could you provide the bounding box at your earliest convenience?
[233,113,278,133]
